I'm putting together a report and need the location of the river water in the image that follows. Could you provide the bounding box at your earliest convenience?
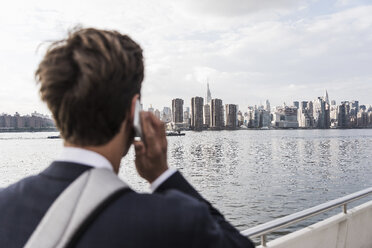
[1,129,372,241]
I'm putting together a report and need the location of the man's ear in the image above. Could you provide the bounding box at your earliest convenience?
[130,94,140,123]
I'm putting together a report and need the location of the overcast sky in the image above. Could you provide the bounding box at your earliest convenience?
[0,0,371,115]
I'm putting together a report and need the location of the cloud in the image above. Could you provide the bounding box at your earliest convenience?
[0,0,371,114]
[176,0,306,17]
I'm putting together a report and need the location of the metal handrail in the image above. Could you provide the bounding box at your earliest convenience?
[241,187,372,246]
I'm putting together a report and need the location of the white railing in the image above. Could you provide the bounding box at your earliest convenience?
[241,187,372,246]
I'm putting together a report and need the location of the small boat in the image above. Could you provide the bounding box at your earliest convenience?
[166,131,185,136]
[47,135,61,139]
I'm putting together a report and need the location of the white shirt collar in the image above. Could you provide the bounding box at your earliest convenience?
[56,147,113,172]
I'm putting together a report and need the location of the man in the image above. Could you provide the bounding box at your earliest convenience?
[0,28,254,248]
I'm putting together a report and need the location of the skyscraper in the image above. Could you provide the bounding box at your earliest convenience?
[298,101,314,128]
[337,103,347,128]
[154,109,161,120]
[203,104,211,127]
[183,107,190,122]
[191,97,204,131]
[351,100,359,115]
[265,100,271,113]
[237,111,244,126]
[325,90,330,105]
[161,107,172,123]
[313,92,331,129]
[225,104,238,129]
[206,82,212,104]
[313,97,326,128]
[273,106,299,128]
[211,98,223,129]
[172,98,184,123]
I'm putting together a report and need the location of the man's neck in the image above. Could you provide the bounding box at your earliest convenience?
[63,120,132,174]
[64,142,121,174]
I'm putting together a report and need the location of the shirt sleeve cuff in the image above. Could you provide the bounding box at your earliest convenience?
[150,168,177,192]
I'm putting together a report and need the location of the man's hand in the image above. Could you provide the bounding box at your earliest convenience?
[134,112,168,183]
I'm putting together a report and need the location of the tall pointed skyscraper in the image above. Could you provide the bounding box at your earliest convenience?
[204,81,212,128]
[324,89,329,105]
[206,82,212,104]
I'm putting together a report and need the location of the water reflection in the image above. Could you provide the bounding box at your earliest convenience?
[166,129,372,234]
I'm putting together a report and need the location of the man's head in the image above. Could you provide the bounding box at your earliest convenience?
[36,28,144,146]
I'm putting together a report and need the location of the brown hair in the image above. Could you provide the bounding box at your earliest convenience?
[36,27,144,146]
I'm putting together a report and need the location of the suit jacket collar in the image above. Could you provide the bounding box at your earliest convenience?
[40,161,93,181]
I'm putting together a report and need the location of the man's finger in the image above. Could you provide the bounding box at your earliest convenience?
[134,141,146,171]
[148,113,166,140]
[134,141,145,156]
[141,112,157,149]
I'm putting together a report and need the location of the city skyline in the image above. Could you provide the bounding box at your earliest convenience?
[1,0,372,115]
[2,89,371,117]
[141,87,372,113]
[146,85,372,130]
[2,88,371,130]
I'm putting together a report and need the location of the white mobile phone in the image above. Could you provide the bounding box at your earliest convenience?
[133,99,143,139]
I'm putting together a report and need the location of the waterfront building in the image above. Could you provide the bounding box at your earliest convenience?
[244,107,254,127]
[313,95,330,129]
[203,82,212,128]
[203,104,211,127]
[272,106,299,128]
[0,114,11,128]
[337,102,348,128]
[183,108,190,129]
[261,110,271,128]
[244,106,261,128]
[252,108,260,128]
[298,101,314,128]
[191,97,204,131]
[330,100,338,127]
[154,109,161,120]
[347,100,359,127]
[14,112,25,129]
[161,107,172,123]
[237,111,244,127]
[324,91,331,128]
[300,101,308,110]
[225,104,238,129]
[243,105,271,129]
[265,100,271,113]
[0,112,55,130]
[357,110,369,127]
[210,98,223,129]
[351,100,359,115]
[337,101,355,128]
[183,107,190,122]
[172,98,184,123]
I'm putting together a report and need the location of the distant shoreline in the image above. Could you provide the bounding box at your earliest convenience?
[0,128,58,133]
[1,127,371,134]
[182,127,372,132]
